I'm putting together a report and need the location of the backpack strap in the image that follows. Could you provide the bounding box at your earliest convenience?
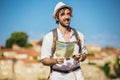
[72,28,82,53]
[48,28,58,80]
[51,28,58,57]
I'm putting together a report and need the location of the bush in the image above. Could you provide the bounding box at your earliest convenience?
[5,32,28,48]
[88,62,96,65]
[87,53,95,56]
[114,56,120,78]
[102,62,110,77]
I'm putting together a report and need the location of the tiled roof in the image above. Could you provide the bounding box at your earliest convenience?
[1,48,40,56]
[0,58,39,63]
[102,49,120,56]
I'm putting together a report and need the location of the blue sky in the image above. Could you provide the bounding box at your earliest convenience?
[0,0,120,49]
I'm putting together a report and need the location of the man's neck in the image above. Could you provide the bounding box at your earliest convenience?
[58,24,71,35]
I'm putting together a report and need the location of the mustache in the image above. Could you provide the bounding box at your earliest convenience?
[64,18,70,21]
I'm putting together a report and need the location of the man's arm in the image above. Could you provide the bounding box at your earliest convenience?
[76,31,88,62]
[41,57,64,66]
[41,58,57,66]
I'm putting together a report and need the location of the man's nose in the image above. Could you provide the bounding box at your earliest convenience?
[65,15,71,19]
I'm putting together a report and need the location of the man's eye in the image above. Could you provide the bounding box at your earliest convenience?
[61,13,65,16]
[67,13,71,16]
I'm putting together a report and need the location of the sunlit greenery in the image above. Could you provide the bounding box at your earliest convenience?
[102,62,110,77]
[104,46,116,50]
[101,56,120,79]
[114,56,120,78]
[87,53,95,56]
[5,32,32,48]
[88,62,96,65]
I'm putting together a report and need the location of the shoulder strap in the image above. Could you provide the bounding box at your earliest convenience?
[72,28,82,53]
[49,28,58,76]
[51,28,58,57]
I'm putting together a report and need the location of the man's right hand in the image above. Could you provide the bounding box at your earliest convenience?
[56,57,64,64]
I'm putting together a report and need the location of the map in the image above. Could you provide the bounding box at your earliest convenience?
[55,41,75,58]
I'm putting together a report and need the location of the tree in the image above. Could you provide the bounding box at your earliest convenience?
[102,62,110,77]
[114,56,120,78]
[6,32,28,48]
[105,46,116,50]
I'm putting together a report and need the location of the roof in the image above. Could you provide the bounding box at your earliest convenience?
[1,47,40,57]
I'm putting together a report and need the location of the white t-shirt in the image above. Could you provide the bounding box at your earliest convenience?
[41,28,87,70]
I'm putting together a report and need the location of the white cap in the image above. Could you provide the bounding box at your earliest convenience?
[52,2,72,19]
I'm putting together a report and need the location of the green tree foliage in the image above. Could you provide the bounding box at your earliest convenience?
[114,56,120,78]
[105,46,116,50]
[6,38,14,48]
[24,43,33,48]
[101,56,120,79]
[102,62,110,77]
[87,52,95,56]
[6,32,28,48]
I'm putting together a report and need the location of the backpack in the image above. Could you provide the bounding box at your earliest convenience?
[51,28,82,58]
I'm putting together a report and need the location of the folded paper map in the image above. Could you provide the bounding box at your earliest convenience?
[55,41,74,58]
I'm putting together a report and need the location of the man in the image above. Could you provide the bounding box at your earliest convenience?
[41,2,88,80]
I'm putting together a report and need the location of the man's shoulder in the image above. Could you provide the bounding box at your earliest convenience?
[44,31,53,39]
[71,28,84,40]
[43,28,58,38]
[71,28,84,37]
[76,31,84,36]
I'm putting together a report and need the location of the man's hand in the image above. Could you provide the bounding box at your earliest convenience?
[74,53,87,62]
[56,57,64,64]
[74,54,81,61]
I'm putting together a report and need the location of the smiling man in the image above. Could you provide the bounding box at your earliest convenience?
[41,2,88,80]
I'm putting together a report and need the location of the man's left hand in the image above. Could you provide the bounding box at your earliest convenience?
[74,53,87,62]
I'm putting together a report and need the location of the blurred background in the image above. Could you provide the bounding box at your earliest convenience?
[0,0,120,80]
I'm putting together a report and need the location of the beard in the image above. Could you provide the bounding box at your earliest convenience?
[59,18,71,28]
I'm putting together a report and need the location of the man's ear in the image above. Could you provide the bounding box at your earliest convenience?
[55,17,59,21]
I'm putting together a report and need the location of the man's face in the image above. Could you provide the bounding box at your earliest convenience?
[57,8,72,28]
